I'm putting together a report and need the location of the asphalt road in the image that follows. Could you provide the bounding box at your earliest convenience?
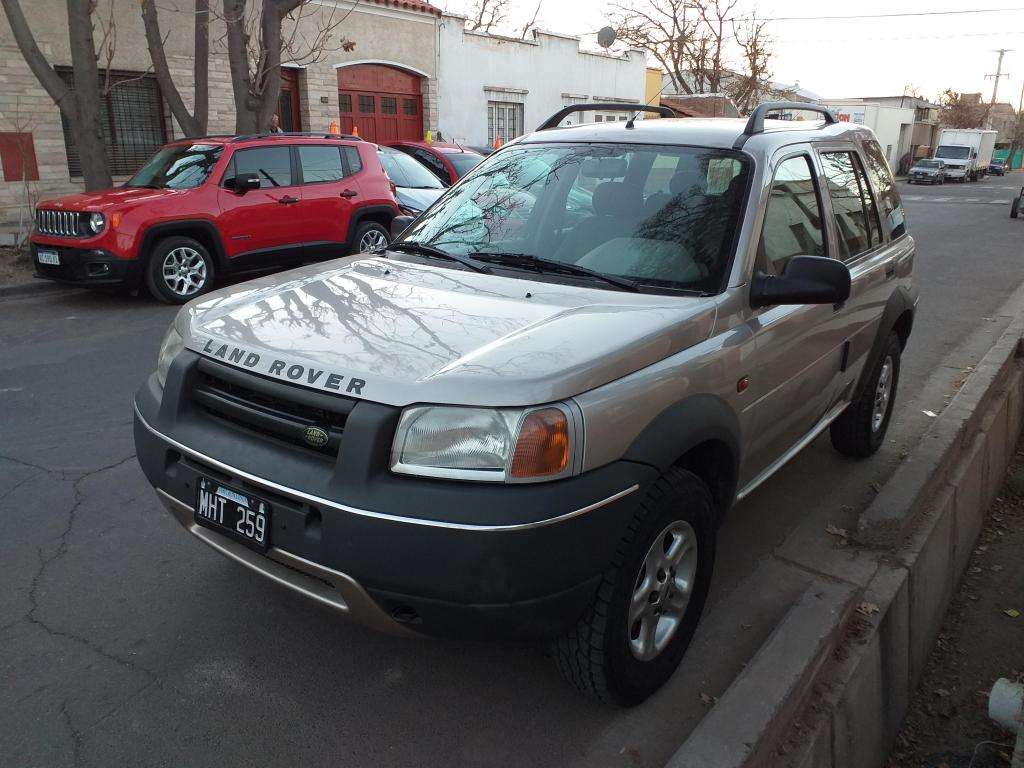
[2,173,1023,768]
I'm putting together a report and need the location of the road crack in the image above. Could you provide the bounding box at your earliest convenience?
[60,699,84,768]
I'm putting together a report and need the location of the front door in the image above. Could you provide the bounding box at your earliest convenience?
[294,143,360,260]
[743,150,845,482]
[218,146,304,269]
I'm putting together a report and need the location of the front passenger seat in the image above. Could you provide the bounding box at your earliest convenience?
[555,181,645,262]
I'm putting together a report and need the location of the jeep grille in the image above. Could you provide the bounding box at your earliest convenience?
[36,209,83,237]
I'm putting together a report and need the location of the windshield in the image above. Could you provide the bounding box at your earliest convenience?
[378,149,446,189]
[399,143,751,294]
[446,151,484,177]
[935,145,970,160]
[127,144,223,189]
[915,160,941,168]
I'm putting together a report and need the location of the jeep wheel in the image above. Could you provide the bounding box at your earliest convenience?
[554,467,715,706]
[830,333,901,458]
[352,221,389,254]
[145,236,214,305]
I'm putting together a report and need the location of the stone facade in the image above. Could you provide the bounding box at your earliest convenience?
[0,0,440,230]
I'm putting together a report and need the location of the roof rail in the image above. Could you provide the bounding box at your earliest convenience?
[536,102,675,131]
[229,131,362,143]
[733,102,838,149]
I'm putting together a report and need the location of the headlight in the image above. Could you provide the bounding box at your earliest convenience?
[391,404,575,482]
[87,212,105,234]
[155,311,189,388]
[398,204,421,216]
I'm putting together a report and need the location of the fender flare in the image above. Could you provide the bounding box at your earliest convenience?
[621,394,741,514]
[346,205,397,249]
[138,220,228,271]
[853,286,915,400]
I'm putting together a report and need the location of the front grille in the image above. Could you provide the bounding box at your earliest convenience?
[192,365,354,457]
[36,209,83,237]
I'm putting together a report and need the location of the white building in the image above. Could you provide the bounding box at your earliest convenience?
[437,16,648,147]
[820,100,916,169]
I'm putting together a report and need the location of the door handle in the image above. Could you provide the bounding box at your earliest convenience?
[278,196,299,205]
[339,189,358,198]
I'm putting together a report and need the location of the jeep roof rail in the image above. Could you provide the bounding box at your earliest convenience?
[536,102,675,131]
[733,102,838,149]
[230,131,362,143]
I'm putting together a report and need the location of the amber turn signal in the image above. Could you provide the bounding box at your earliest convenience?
[510,408,570,478]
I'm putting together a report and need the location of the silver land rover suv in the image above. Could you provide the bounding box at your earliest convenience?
[134,102,916,705]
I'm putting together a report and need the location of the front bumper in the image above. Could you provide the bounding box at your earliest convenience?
[134,353,655,639]
[30,241,141,287]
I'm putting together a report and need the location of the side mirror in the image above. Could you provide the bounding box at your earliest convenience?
[750,255,851,309]
[390,215,415,240]
[231,172,261,193]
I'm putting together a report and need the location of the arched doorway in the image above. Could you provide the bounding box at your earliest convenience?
[337,63,424,143]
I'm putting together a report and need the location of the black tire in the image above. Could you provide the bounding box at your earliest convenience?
[830,333,901,458]
[554,467,716,706]
[145,236,215,305]
[350,221,390,255]
[1012,197,1020,219]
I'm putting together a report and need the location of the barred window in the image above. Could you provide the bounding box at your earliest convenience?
[358,95,375,113]
[402,98,418,116]
[381,96,397,115]
[56,68,167,178]
[339,93,353,113]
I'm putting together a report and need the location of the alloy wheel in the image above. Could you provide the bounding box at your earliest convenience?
[359,229,388,253]
[628,520,699,662]
[872,355,894,432]
[161,247,207,297]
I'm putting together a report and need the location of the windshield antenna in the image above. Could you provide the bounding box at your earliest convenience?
[626,76,676,129]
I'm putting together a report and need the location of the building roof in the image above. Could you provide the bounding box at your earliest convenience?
[368,0,442,16]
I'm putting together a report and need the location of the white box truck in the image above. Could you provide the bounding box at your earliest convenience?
[934,129,998,182]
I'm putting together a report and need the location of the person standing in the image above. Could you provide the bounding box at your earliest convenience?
[269,114,283,134]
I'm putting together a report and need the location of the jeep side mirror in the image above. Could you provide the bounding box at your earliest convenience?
[232,172,261,193]
[749,255,851,308]
[391,215,415,240]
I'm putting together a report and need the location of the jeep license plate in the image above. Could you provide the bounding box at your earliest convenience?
[37,250,60,265]
[194,477,271,553]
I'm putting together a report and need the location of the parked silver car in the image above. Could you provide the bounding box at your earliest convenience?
[134,102,917,705]
[908,158,946,184]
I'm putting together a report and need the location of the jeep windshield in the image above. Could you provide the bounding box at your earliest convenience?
[126,144,224,190]
[396,143,750,294]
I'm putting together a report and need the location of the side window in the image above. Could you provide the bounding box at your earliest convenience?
[342,146,362,175]
[759,155,826,276]
[863,140,907,239]
[232,146,292,188]
[298,146,344,184]
[412,148,448,180]
[820,151,882,261]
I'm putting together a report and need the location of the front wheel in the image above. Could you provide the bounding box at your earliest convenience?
[351,221,390,255]
[554,468,716,706]
[145,236,215,304]
[830,333,901,457]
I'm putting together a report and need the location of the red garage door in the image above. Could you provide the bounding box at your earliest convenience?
[338,64,423,143]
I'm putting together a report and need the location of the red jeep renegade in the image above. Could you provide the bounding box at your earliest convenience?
[31,133,399,304]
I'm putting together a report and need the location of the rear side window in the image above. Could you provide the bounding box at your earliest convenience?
[232,146,292,188]
[409,147,449,181]
[759,155,826,276]
[342,146,362,175]
[863,140,907,239]
[820,151,882,261]
[298,146,344,183]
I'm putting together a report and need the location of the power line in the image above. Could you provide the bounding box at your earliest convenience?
[740,6,1024,22]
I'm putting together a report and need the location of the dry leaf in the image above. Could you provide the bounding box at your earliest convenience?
[825,524,849,539]
[699,692,716,706]
[934,688,950,697]
[857,601,880,617]
[1005,609,1021,618]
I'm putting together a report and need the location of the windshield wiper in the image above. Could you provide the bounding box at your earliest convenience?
[387,241,492,274]
[470,252,639,292]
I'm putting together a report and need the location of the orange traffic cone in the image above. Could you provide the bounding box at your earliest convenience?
[492,135,503,149]
[351,124,359,137]
[328,120,339,134]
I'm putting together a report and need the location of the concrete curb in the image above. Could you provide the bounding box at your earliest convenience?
[0,278,76,298]
[665,306,1024,768]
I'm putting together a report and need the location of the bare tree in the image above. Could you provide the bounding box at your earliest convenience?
[1,0,113,189]
[519,0,542,39]
[468,0,508,33]
[611,0,697,94]
[940,89,986,129]
[141,0,210,137]
[220,0,355,134]
[724,17,772,114]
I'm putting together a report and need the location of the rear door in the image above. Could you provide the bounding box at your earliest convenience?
[217,145,303,268]
[294,144,357,260]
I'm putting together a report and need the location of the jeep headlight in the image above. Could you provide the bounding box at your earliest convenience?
[390,405,576,482]
[155,311,189,389]
[87,212,105,234]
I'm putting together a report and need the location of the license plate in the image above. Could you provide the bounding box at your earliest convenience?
[37,249,60,265]
[194,477,271,552]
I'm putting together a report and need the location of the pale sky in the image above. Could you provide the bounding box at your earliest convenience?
[441,0,1024,105]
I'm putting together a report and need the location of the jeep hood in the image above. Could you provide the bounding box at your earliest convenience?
[182,257,717,407]
[38,187,181,212]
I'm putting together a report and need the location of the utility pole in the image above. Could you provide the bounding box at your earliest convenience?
[986,48,1013,105]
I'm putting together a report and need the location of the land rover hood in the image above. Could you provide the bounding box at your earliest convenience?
[182,257,717,407]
